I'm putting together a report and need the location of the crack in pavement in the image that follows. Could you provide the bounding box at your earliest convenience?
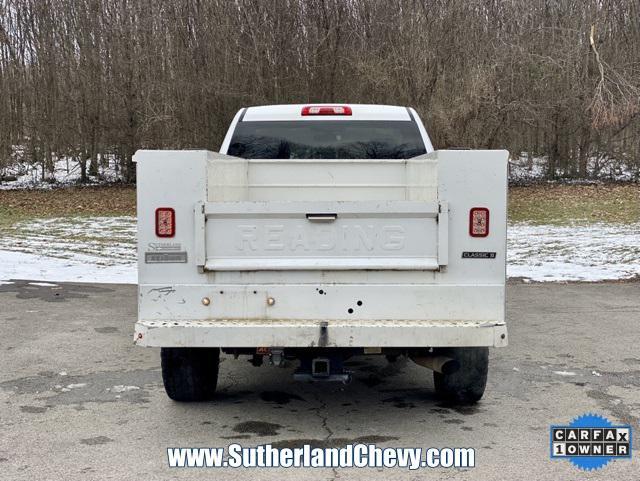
[312,391,338,481]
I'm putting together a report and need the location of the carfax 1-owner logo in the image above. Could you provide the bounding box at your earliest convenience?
[550,413,632,471]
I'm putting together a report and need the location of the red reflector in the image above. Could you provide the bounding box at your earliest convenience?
[301,105,352,116]
[155,208,175,237]
[469,207,489,237]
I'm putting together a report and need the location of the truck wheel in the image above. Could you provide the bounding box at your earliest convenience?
[433,347,488,405]
[161,347,220,402]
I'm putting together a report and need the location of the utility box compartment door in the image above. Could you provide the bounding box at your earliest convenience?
[196,201,447,271]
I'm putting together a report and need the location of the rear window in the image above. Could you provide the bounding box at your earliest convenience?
[227,120,427,159]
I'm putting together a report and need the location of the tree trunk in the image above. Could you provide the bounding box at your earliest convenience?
[79,156,87,183]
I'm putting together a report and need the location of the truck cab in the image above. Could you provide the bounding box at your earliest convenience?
[134,104,508,405]
[219,104,434,158]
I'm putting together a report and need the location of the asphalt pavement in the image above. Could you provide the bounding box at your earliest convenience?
[1,281,639,480]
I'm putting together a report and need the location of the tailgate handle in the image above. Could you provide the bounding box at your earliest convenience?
[306,213,337,222]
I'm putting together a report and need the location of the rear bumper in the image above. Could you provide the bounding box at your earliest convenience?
[134,319,508,348]
[138,284,505,323]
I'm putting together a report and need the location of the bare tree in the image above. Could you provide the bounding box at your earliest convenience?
[0,0,638,183]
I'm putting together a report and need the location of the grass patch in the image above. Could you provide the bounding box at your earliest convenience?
[0,186,136,228]
[0,183,638,227]
[509,183,640,224]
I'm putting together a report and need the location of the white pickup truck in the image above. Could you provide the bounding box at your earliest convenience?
[134,104,508,405]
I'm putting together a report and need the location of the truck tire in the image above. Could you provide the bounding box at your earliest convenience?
[433,347,488,405]
[161,347,220,402]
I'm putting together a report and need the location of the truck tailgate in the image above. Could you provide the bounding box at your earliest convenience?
[196,200,448,271]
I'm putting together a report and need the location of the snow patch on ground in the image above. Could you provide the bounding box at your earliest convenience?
[108,385,140,393]
[0,250,137,284]
[508,154,638,184]
[0,216,638,284]
[0,216,136,261]
[508,223,640,282]
[0,216,136,284]
[0,156,120,190]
